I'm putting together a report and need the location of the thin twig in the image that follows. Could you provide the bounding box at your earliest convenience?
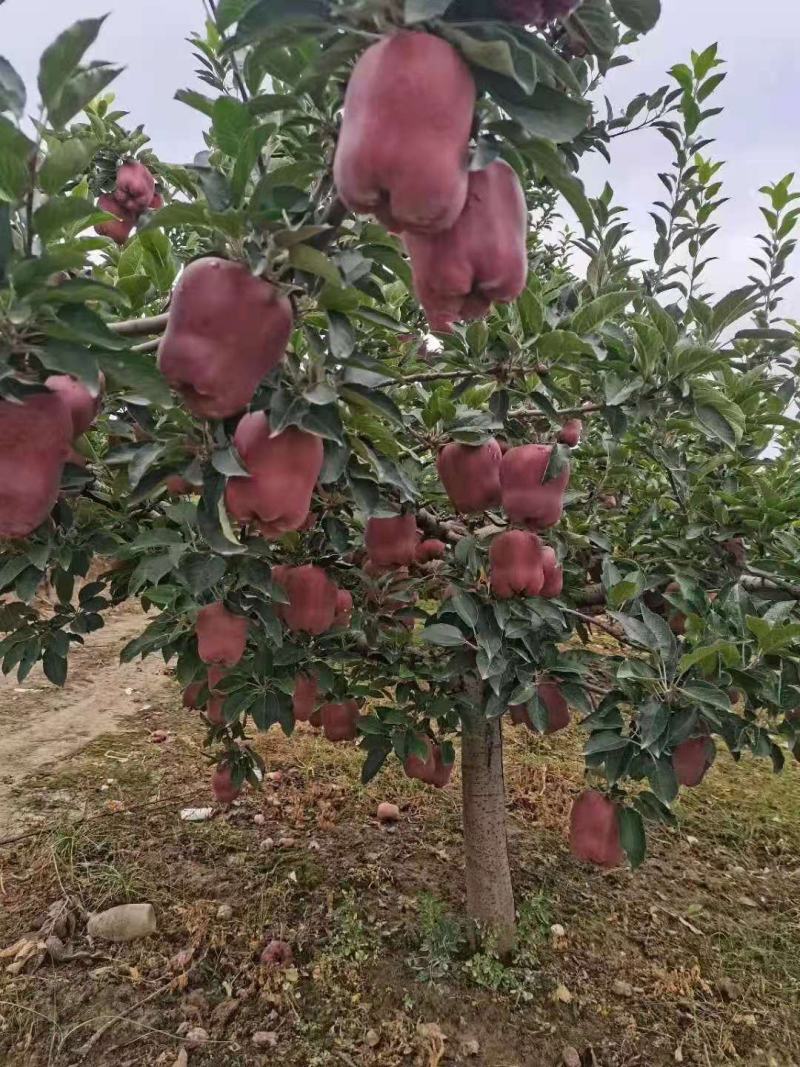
[131,338,161,354]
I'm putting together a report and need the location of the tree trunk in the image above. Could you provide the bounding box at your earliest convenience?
[460,705,516,959]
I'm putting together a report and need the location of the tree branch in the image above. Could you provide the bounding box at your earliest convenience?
[110,313,170,337]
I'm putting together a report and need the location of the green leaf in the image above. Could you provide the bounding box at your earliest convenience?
[404,0,451,22]
[38,17,107,113]
[443,26,537,94]
[361,741,391,784]
[42,647,68,687]
[585,731,628,755]
[138,229,178,292]
[38,138,95,194]
[228,0,330,48]
[215,0,259,31]
[0,57,26,118]
[96,350,172,407]
[0,116,34,202]
[33,196,103,241]
[450,592,479,629]
[565,0,619,57]
[647,757,678,805]
[618,807,646,868]
[180,554,227,594]
[496,83,591,143]
[681,681,731,711]
[535,330,594,358]
[677,640,739,674]
[48,64,122,128]
[525,137,593,235]
[289,243,342,287]
[420,624,466,647]
[571,290,637,334]
[692,382,745,447]
[212,96,251,157]
[607,611,656,649]
[666,343,724,380]
[341,384,404,427]
[33,276,130,309]
[174,88,216,118]
[610,0,661,33]
[37,341,100,384]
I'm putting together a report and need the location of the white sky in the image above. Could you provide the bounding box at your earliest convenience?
[3,0,799,316]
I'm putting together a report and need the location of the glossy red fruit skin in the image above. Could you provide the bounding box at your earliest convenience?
[45,374,103,437]
[333,588,353,627]
[158,258,293,420]
[540,545,564,598]
[365,514,418,568]
[500,444,570,528]
[292,673,318,722]
[403,160,528,333]
[95,193,137,245]
[224,414,323,538]
[569,789,624,868]
[0,392,73,539]
[672,737,714,787]
[437,439,502,514]
[149,190,164,210]
[212,764,241,804]
[271,564,338,635]
[557,418,582,447]
[203,665,228,724]
[113,160,156,214]
[196,602,249,667]
[320,701,359,742]
[333,32,475,234]
[415,539,447,563]
[403,737,453,788]
[182,681,204,709]
[489,529,545,599]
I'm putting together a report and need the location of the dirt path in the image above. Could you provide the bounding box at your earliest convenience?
[0,605,172,836]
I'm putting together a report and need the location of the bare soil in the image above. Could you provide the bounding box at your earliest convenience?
[0,618,799,1066]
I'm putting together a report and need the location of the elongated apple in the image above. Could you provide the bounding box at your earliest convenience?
[113,160,155,214]
[403,160,528,332]
[225,413,323,538]
[403,736,453,788]
[500,444,570,528]
[0,392,73,539]
[320,701,359,742]
[437,439,502,514]
[334,32,475,234]
[196,603,249,667]
[672,737,714,787]
[293,673,318,722]
[540,545,564,598]
[271,565,338,635]
[365,514,418,568]
[95,193,137,245]
[569,789,623,868]
[489,529,545,599]
[158,258,293,419]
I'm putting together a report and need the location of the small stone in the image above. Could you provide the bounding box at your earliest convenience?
[171,1050,188,1067]
[149,730,169,743]
[461,1038,480,1057]
[562,1048,581,1067]
[267,771,283,783]
[216,904,233,921]
[252,1031,278,1049]
[308,840,321,851]
[86,903,156,942]
[185,1026,208,1049]
[553,983,573,1004]
[180,807,213,822]
[612,979,633,997]
[365,1029,380,1047]
[550,923,566,939]
[226,853,246,867]
[253,814,266,825]
[674,1047,684,1063]
[259,837,275,851]
[717,976,737,1001]
[260,940,293,967]
[377,802,400,824]
[278,836,296,848]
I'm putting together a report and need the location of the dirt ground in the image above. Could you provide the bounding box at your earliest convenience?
[1,611,799,1066]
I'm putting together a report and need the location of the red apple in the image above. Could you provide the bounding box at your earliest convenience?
[489,529,546,599]
[500,444,570,529]
[196,602,249,667]
[437,439,502,514]
[569,789,624,868]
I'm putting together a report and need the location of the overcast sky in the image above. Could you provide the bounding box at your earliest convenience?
[3,0,798,315]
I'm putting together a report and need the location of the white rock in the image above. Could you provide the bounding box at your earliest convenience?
[251,1031,277,1049]
[612,979,633,997]
[253,814,266,825]
[562,1047,581,1067]
[216,904,233,920]
[185,1026,208,1049]
[180,808,213,822]
[87,904,156,942]
[259,837,275,851]
[550,923,566,938]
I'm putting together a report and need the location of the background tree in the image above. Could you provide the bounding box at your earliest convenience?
[1,0,799,959]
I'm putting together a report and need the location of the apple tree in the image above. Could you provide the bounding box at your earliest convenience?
[1,0,800,956]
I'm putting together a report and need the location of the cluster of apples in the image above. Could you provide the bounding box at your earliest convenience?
[438,421,581,601]
[95,160,163,246]
[0,375,104,540]
[333,31,528,332]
